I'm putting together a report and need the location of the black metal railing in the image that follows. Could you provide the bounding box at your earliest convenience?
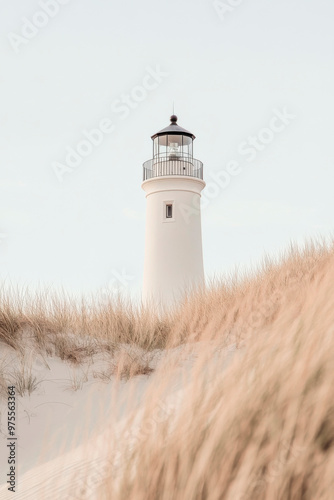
[143,157,203,181]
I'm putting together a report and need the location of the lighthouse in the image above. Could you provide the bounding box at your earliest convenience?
[142,115,206,308]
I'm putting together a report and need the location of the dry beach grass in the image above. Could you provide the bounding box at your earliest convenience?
[93,242,334,500]
[0,240,334,499]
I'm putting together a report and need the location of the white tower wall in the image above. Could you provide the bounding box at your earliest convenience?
[142,175,205,307]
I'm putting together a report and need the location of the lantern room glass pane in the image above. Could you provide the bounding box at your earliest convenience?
[181,138,193,159]
[153,134,193,160]
[153,137,167,158]
[153,138,159,158]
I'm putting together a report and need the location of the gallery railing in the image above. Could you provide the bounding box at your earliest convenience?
[143,157,203,181]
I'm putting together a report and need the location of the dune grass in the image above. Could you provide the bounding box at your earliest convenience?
[97,240,334,500]
[1,240,334,498]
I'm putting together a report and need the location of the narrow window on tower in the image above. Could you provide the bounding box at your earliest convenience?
[166,204,173,219]
[163,201,174,222]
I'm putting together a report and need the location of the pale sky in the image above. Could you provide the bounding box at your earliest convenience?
[0,0,333,299]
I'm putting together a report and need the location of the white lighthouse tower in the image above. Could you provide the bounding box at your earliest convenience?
[142,115,206,308]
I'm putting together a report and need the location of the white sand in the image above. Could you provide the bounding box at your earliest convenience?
[0,339,237,499]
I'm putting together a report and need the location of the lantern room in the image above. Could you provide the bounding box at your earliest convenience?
[143,115,203,181]
[151,115,195,161]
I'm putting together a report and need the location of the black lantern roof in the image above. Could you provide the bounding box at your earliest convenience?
[151,115,195,141]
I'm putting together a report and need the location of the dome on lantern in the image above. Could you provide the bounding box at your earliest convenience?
[151,115,195,141]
